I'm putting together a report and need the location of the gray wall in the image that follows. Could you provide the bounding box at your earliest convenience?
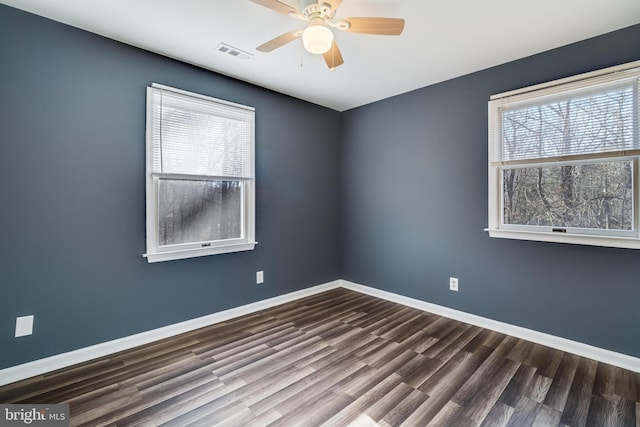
[0,5,341,369]
[341,24,640,358]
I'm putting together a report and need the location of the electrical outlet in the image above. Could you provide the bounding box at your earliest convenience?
[15,315,34,337]
[449,277,459,292]
[256,271,264,284]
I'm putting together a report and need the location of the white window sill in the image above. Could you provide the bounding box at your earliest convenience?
[485,229,640,250]
[143,242,257,263]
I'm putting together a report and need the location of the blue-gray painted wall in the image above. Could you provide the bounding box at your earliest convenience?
[341,24,640,358]
[0,5,341,369]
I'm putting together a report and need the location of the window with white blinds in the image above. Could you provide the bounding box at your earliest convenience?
[144,84,256,262]
[487,61,640,249]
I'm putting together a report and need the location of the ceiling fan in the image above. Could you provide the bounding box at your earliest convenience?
[250,0,405,70]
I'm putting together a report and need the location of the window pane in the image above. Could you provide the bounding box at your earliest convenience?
[501,85,635,161]
[503,161,633,230]
[158,179,242,246]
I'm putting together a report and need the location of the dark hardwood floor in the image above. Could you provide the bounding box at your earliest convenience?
[1,288,639,426]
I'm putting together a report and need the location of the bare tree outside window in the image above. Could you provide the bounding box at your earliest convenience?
[159,179,242,245]
[499,85,635,231]
[503,161,632,230]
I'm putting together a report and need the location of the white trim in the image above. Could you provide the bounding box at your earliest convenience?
[339,280,640,373]
[151,83,255,112]
[143,241,258,263]
[2,279,638,387]
[485,228,640,249]
[0,280,341,387]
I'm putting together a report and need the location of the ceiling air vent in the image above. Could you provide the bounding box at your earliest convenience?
[215,43,253,60]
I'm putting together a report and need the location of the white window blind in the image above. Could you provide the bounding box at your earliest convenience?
[494,81,637,163]
[149,87,254,179]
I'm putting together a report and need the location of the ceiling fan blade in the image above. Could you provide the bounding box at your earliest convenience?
[324,0,342,11]
[249,0,298,15]
[323,40,344,70]
[343,17,405,35]
[257,31,298,52]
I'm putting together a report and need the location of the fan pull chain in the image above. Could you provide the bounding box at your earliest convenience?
[300,42,304,69]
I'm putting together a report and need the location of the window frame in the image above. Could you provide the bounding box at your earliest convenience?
[487,60,640,249]
[143,84,256,263]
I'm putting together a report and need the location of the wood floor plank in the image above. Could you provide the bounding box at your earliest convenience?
[381,313,434,343]
[337,350,416,399]
[498,364,537,407]
[399,330,439,353]
[271,361,363,417]
[0,289,638,426]
[379,388,429,426]
[268,389,353,426]
[533,404,563,426]
[415,351,487,422]
[616,366,639,401]
[158,391,251,427]
[456,357,521,425]
[544,352,581,412]
[195,323,296,359]
[425,400,466,427]
[560,357,597,426]
[535,346,565,379]
[361,340,404,368]
[450,336,519,408]
[321,373,404,426]
[77,376,240,426]
[396,352,438,388]
[70,384,143,423]
[586,394,616,427]
[368,307,419,337]
[615,396,637,427]
[130,356,214,392]
[428,326,484,369]
[217,337,324,380]
[422,323,474,358]
[248,353,364,415]
[479,401,514,427]
[593,362,617,399]
[505,396,542,427]
[360,381,415,422]
[529,374,553,403]
[424,317,460,340]
[234,364,316,407]
[506,339,534,364]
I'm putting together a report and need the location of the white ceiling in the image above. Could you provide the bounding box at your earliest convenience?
[2,0,639,111]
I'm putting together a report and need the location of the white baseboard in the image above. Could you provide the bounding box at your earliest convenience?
[2,278,638,387]
[0,280,342,387]
[339,279,640,373]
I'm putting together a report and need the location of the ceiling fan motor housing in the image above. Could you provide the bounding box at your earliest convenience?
[299,0,335,20]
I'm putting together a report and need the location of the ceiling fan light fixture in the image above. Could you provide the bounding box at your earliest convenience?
[302,24,334,54]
